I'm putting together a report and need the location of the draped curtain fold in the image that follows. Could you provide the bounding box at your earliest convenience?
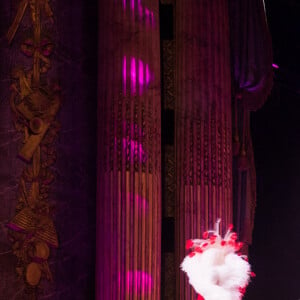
[229,0,273,249]
[96,1,161,299]
[175,1,233,299]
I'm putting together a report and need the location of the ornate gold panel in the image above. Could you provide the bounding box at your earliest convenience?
[6,1,59,298]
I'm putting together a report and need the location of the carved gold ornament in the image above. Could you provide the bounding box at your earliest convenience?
[6,0,60,297]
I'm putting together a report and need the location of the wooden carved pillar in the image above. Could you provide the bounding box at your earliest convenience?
[160,1,176,299]
[97,1,161,299]
[6,0,59,299]
[175,1,232,299]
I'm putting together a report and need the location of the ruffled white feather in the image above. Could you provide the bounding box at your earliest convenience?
[181,221,253,300]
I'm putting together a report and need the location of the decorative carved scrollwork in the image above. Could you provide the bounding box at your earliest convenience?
[6,0,59,298]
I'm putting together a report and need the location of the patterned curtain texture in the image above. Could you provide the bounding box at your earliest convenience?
[229,0,273,251]
[175,1,233,299]
[96,1,161,299]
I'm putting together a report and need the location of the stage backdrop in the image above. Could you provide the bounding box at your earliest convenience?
[96,1,161,299]
[0,0,97,299]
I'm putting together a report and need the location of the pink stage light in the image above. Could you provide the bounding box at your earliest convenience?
[138,59,144,94]
[138,59,144,86]
[122,137,147,163]
[145,7,150,24]
[119,270,153,295]
[130,0,134,11]
[138,0,142,15]
[272,63,279,69]
[138,3,143,16]
[122,56,153,95]
[121,0,155,26]
[145,64,151,85]
[123,56,127,94]
[131,57,137,94]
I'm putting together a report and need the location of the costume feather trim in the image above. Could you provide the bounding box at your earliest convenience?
[181,220,254,300]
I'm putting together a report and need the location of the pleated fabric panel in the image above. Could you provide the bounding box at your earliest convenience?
[97,1,161,299]
[175,1,233,299]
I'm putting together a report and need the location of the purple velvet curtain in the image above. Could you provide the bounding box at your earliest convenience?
[229,0,273,249]
[229,0,273,110]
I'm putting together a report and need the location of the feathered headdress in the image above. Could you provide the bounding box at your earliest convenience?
[181,220,255,300]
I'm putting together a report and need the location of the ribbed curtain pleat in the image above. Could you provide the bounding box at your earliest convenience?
[97,1,161,299]
[175,1,232,299]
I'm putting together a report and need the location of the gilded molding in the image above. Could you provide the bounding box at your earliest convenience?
[162,40,175,110]
[6,0,59,298]
[161,23,176,300]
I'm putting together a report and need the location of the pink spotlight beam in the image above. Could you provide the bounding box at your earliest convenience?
[123,56,127,94]
[138,59,144,86]
[122,137,147,163]
[138,59,144,94]
[145,64,151,86]
[122,270,153,295]
[130,0,134,11]
[131,57,136,94]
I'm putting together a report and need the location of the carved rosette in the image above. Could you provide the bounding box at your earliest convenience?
[6,0,59,298]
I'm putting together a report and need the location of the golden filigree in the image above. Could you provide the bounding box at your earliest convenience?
[7,0,60,297]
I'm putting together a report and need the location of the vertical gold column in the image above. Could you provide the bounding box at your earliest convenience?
[97,1,161,299]
[175,1,232,299]
[6,0,59,298]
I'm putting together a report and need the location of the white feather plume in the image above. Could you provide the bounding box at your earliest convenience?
[181,221,254,300]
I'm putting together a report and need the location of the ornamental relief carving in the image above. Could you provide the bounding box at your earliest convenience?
[6,1,60,298]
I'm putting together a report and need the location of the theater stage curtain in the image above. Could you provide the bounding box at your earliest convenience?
[175,1,233,299]
[96,1,161,299]
[229,0,273,251]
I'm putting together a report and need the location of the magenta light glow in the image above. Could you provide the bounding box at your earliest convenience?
[131,57,137,94]
[138,0,142,16]
[123,56,127,94]
[145,64,150,85]
[145,7,150,25]
[122,137,147,163]
[130,0,135,10]
[272,63,279,69]
[119,270,153,296]
[121,0,155,25]
[123,56,153,95]
[138,59,144,87]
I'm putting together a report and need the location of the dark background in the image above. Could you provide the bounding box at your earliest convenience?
[245,0,300,299]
